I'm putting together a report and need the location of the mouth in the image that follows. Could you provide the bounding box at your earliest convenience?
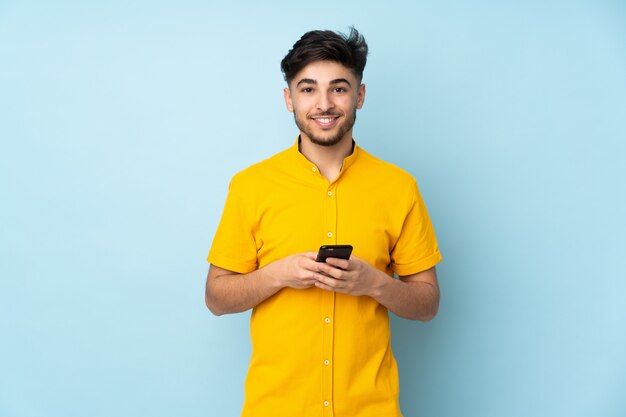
[310,114,341,129]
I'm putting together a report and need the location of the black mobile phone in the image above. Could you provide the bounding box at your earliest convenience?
[315,245,353,262]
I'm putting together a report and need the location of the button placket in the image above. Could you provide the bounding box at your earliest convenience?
[325,186,337,243]
[321,184,337,416]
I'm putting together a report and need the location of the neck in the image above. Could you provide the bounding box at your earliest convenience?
[299,134,354,182]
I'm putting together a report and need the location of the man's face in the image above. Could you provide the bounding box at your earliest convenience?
[284,61,366,147]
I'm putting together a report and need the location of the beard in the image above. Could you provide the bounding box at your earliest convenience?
[294,109,357,147]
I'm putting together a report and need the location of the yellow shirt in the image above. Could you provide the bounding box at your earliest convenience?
[208,139,442,417]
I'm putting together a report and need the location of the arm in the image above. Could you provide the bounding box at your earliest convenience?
[315,257,440,321]
[205,264,280,316]
[205,252,329,316]
[374,267,439,321]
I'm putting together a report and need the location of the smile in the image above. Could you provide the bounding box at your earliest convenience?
[311,115,340,128]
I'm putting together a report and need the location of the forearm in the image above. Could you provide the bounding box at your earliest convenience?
[205,266,281,316]
[370,270,440,321]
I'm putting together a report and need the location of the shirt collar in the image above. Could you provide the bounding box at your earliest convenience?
[290,136,360,177]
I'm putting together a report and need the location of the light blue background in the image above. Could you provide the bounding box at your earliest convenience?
[1,1,625,416]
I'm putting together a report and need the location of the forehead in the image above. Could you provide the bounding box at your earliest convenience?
[291,61,357,86]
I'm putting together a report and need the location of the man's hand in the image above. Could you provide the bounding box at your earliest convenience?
[206,252,329,316]
[314,255,383,297]
[264,252,328,290]
[313,255,439,321]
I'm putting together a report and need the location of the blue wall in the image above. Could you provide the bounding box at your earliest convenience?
[1,1,625,416]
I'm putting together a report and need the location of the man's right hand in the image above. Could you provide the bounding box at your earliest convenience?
[264,252,326,290]
[206,252,328,315]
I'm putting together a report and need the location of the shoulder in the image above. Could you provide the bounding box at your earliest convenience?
[228,147,292,192]
[355,147,417,186]
[353,147,422,211]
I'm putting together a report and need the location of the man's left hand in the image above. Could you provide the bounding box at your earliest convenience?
[314,255,384,297]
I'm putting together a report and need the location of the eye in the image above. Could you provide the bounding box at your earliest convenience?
[333,87,347,93]
[301,87,314,93]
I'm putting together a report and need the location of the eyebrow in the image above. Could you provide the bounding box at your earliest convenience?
[295,78,353,87]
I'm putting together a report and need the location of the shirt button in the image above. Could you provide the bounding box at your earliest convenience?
[323,401,329,407]
[327,191,333,196]
[324,317,331,324]
[324,359,330,366]
[312,167,317,172]
[327,231,333,238]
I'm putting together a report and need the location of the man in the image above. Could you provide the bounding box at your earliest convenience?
[205,27,441,417]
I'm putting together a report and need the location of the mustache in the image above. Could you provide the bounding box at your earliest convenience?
[309,111,342,117]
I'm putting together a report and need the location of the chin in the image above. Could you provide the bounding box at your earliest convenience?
[307,127,351,147]
[309,135,345,147]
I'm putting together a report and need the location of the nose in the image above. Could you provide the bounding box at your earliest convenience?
[316,91,334,112]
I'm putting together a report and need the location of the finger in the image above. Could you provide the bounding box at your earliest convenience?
[317,263,348,280]
[316,274,344,289]
[315,279,353,294]
[302,251,319,260]
[325,257,350,270]
[307,269,331,282]
[301,257,327,274]
[294,262,328,282]
[314,281,335,292]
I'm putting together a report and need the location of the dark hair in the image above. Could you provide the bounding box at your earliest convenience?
[280,27,368,85]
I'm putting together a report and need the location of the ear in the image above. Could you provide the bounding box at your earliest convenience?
[284,87,294,112]
[356,83,366,109]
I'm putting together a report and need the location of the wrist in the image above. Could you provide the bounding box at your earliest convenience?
[260,262,284,290]
[367,268,390,299]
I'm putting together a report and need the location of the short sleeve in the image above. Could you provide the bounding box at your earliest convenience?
[207,176,259,273]
[390,181,442,276]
